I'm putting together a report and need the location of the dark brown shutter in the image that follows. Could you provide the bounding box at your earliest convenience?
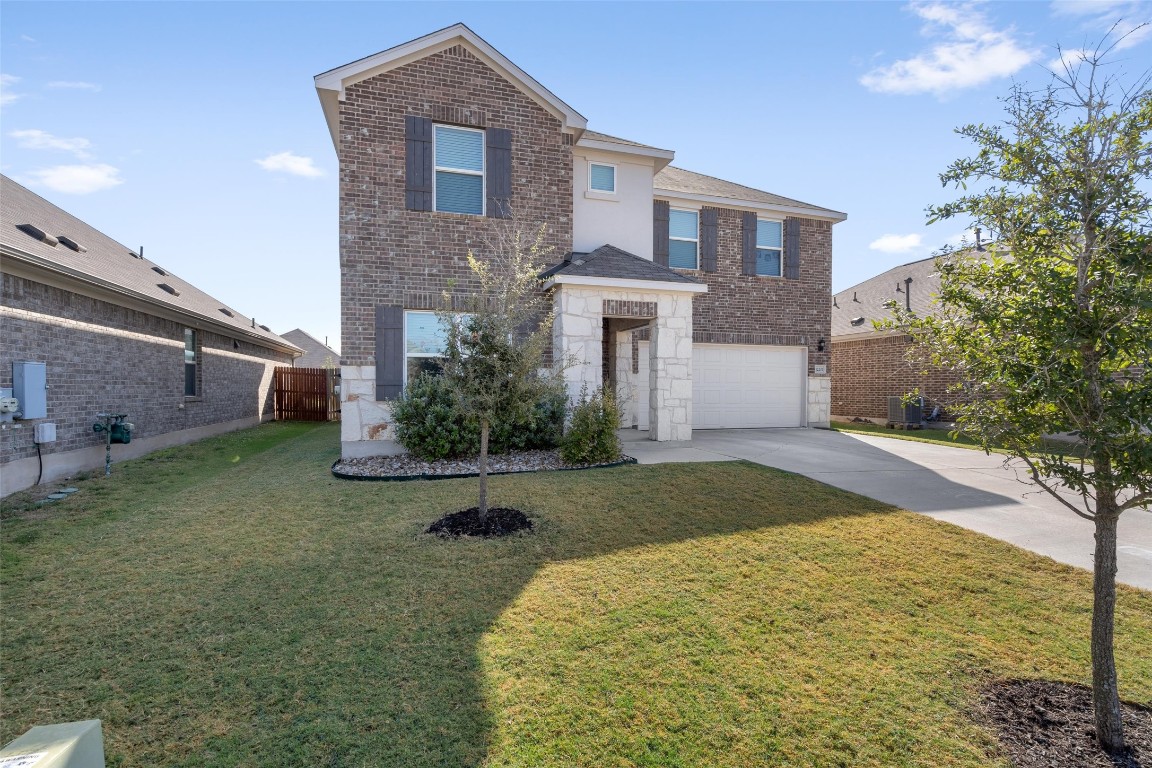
[653,200,670,267]
[784,217,801,280]
[700,207,719,273]
[741,212,757,276]
[486,127,512,218]
[375,305,404,400]
[405,116,433,211]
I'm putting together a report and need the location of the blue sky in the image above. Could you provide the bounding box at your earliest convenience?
[2,1,1149,352]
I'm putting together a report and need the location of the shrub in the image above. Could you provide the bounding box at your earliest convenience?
[559,385,622,466]
[392,374,566,460]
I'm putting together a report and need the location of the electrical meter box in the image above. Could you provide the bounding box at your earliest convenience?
[13,361,47,419]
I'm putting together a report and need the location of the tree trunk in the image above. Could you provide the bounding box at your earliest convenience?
[478,418,489,521]
[1091,491,1125,754]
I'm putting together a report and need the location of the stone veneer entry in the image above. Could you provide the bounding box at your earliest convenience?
[553,284,698,443]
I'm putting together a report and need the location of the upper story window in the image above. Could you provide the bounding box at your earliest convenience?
[756,219,783,276]
[434,125,484,215]
[668,209,699,270]
[589,162,616,193]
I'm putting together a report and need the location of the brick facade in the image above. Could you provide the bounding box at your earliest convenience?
[830,333,958,421]
[338,44,573,366]
[681,208,832,375]
[0,274,291,463]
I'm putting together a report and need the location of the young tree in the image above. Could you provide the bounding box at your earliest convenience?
[437,222,565,520]
[892,42,1150,755]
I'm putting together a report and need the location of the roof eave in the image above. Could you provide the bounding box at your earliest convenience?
[315,23,587,150]
[654,188,848,223]
[1,245,303,357]
[544,274,708,293]
[575,137,675,171]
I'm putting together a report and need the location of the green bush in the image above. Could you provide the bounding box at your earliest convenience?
[391,374,566,460]
[559,386,622,466]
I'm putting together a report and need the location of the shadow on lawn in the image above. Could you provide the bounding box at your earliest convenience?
[0,424,946,766]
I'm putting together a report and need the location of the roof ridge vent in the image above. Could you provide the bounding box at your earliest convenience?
[17,224,58,246]
[157,283,180,296]
[57,235,86,253]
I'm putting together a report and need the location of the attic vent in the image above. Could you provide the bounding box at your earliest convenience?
[17,224,58,246]
[57,236,86,253]
[850,317,866,326]
[151,266,168,276]
[129,250,143,259]
[157,283,180,296]
[258,324,270,332]
[218,308,234,318]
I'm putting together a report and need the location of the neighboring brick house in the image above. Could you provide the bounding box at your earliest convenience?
[282,329,338,368]
[0,175,300,495]
[315,24,846,457]
[830,255,958,422]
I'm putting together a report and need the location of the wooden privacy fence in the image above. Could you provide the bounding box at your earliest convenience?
[274,367,341,422]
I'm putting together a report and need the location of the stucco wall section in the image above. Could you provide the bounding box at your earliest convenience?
[572,148,656,258]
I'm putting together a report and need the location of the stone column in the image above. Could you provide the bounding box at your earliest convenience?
[552,287,603,402]
[648,294,693,442]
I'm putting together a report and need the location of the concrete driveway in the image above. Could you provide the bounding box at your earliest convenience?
[621,428,1152,591]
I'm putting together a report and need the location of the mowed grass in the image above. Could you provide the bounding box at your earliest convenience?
[830,419,1087,459]
[2,422,1149,767]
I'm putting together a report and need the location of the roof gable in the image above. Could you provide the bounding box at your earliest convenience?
[315,23,587,146]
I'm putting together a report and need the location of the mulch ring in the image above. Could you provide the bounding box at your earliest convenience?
[426,507,533,539]
[977,679,1151,768]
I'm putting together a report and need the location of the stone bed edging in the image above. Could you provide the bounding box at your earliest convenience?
[331,455,638,482]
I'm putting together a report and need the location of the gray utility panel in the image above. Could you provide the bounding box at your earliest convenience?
[13,361,48,419]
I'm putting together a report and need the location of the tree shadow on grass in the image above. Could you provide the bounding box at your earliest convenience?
[4,424,1141,767]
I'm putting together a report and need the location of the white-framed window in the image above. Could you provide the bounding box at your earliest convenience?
[405,311,449,383]
[589,162,616,193]
[669,208,699,270]
[434,125,484,215]
[183,328,199,397]
[756,219,783,276]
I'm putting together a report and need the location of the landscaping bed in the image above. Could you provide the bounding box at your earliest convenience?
[331,448,635,481]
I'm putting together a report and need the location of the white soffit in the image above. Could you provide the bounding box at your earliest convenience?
[315,23,588,146]
[544,274,709,294]
[575,138,675,171]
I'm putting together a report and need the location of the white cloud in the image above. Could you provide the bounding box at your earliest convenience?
[1051,1,1152,50]
[869,233,923,253]
[9,129,92,158]
[20,34,36,43]
[255,151,324,178]
[46,80,102,92]
[1,74,23,106]
[861,2,1037,96]
[23,164,123,194]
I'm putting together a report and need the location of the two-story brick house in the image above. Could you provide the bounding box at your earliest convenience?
[315,24,846,458]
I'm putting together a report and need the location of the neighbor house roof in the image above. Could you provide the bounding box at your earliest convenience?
[541,244,706,292]
[315,23,587,147]
[281,329,338,368]
[831,255,944,340]
[1,175,301,355]
[654,166,847,222]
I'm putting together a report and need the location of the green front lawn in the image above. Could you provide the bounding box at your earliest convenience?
[830,419,1087,459]
[2,423,1148,767]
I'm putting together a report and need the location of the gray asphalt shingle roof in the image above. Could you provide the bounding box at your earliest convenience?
[1,175,298,352]
[654,166,845,217]
[580,130,671,153]
[831,256,944,338]
[542,244,701,284]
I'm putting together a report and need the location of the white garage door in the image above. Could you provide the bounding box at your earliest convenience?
[636,343,806,429]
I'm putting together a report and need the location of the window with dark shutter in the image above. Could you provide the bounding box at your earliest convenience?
[375,305,404,400]
[700,208,718,273]
[784,217,801,280]
[486,127,512,218]
[653,200,670,267]
[405,116,433,212]
[741,212,757,276]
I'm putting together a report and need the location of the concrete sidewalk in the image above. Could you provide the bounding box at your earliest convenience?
[621,428,1152,591]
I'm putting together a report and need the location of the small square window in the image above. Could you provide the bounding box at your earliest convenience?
[589,162,616,193]
[756,220,783,277]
